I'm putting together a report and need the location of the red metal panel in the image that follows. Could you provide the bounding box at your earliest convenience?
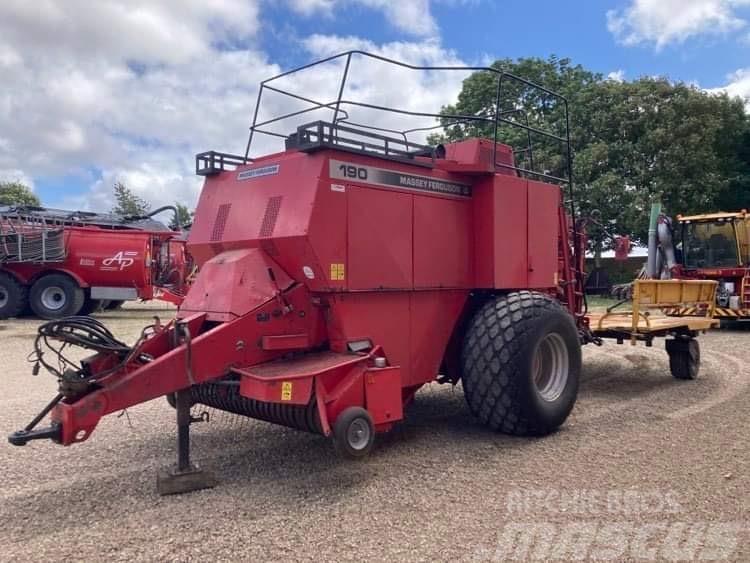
[493,175,529,288]
[239,376,314,406]
[527,180,561,289]
[471,177,495,287]
[180,248,292,318]
[261,334,310,351]
[307,176,348,291]
[188,151,320,267]
[414,196,472,288]
[327,292,412,381]
[347,186,413,290]
[365,367,403,425]
[408,290,468,386]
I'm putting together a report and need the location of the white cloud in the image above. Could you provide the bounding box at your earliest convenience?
[607,0,750,49]
[293,35,467,141]
[286,0,336,16]
[286,0,438,37]
[0,169,35,190]
[0,1,465,212]
[607,69,626,82]
[707,68,750,109]
[0,0,271,210]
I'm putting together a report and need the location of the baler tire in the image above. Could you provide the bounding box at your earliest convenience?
[29,274,86,319]
[0,272,27,319]
[666,338,700,380]
[461,291,581,436]
[105,300,125,311]
[79,298,104,316]
[333,407,375,458]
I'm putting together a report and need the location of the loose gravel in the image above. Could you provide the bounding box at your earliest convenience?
[1,304,748,561]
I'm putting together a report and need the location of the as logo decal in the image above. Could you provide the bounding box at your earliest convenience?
[101,251,138,271]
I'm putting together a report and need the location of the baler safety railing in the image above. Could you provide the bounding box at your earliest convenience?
[241,50,574,191]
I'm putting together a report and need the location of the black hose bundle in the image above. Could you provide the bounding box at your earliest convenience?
[30,316,139,382]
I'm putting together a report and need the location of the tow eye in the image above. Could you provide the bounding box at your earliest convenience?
[8,393,63,446]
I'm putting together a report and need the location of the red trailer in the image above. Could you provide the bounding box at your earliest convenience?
[0,206,190,319]
[9,52,715,495]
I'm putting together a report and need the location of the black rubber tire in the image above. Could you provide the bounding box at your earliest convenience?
[461,291,581,436]
[105,300,125,311]
[332,407,375,458]
[79,297,104,316]
[666,338,700,380]
[29,274,85,319]
[0,272,27,319]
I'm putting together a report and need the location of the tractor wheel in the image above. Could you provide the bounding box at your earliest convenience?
[29,274,85,319]
[665,338,700,380]
[79,298,104,316]
[461,291,581,436]
[0,272,27,319]
[332,407,375,458]
[104,300,125,311]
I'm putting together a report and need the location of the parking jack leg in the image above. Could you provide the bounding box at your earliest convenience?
[157,389,217,495]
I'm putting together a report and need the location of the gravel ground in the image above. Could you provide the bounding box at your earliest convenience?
[1,303,748,562]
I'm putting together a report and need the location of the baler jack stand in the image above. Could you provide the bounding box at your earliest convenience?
[156,389,216,496]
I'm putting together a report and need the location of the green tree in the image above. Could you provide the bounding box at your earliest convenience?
[0,181,41,206]
[112,182,150,216]
[169,203,193,230]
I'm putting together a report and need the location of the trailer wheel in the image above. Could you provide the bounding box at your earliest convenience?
[461,291,581,436]
[29,274,85,319]
[79,298,104,316]
[666,338,700,380]
[0,272,27,319]
[333,407,375,458]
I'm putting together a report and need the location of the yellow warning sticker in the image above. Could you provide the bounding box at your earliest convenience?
[281,381,293,401]
[330,263,345,281]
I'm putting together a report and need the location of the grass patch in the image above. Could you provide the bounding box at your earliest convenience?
[585,294,622,312]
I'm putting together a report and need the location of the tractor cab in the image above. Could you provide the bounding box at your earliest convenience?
[672,211,750,315]
[677,211,748,270]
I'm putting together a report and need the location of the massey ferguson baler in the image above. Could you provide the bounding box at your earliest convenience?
[9,52,718,494]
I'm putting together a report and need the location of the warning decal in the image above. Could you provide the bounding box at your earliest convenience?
[330,263,345,281]
[281,381,293,401]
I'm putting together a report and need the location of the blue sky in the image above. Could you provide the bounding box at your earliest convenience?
[1,0,748,211]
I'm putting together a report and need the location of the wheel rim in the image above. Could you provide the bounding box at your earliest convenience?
[532,333,569,402]
[347,418,371,451]
[40,286,67,311]
[0,287,7,309]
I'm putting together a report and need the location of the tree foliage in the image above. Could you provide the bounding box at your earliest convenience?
[169,203,193,230]
[112,182,150,216]
[434,56,750,250]
[0,181,41,207]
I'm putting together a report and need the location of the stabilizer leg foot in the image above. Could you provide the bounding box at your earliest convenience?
[157,388,216,495]
[157,464,217,496]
